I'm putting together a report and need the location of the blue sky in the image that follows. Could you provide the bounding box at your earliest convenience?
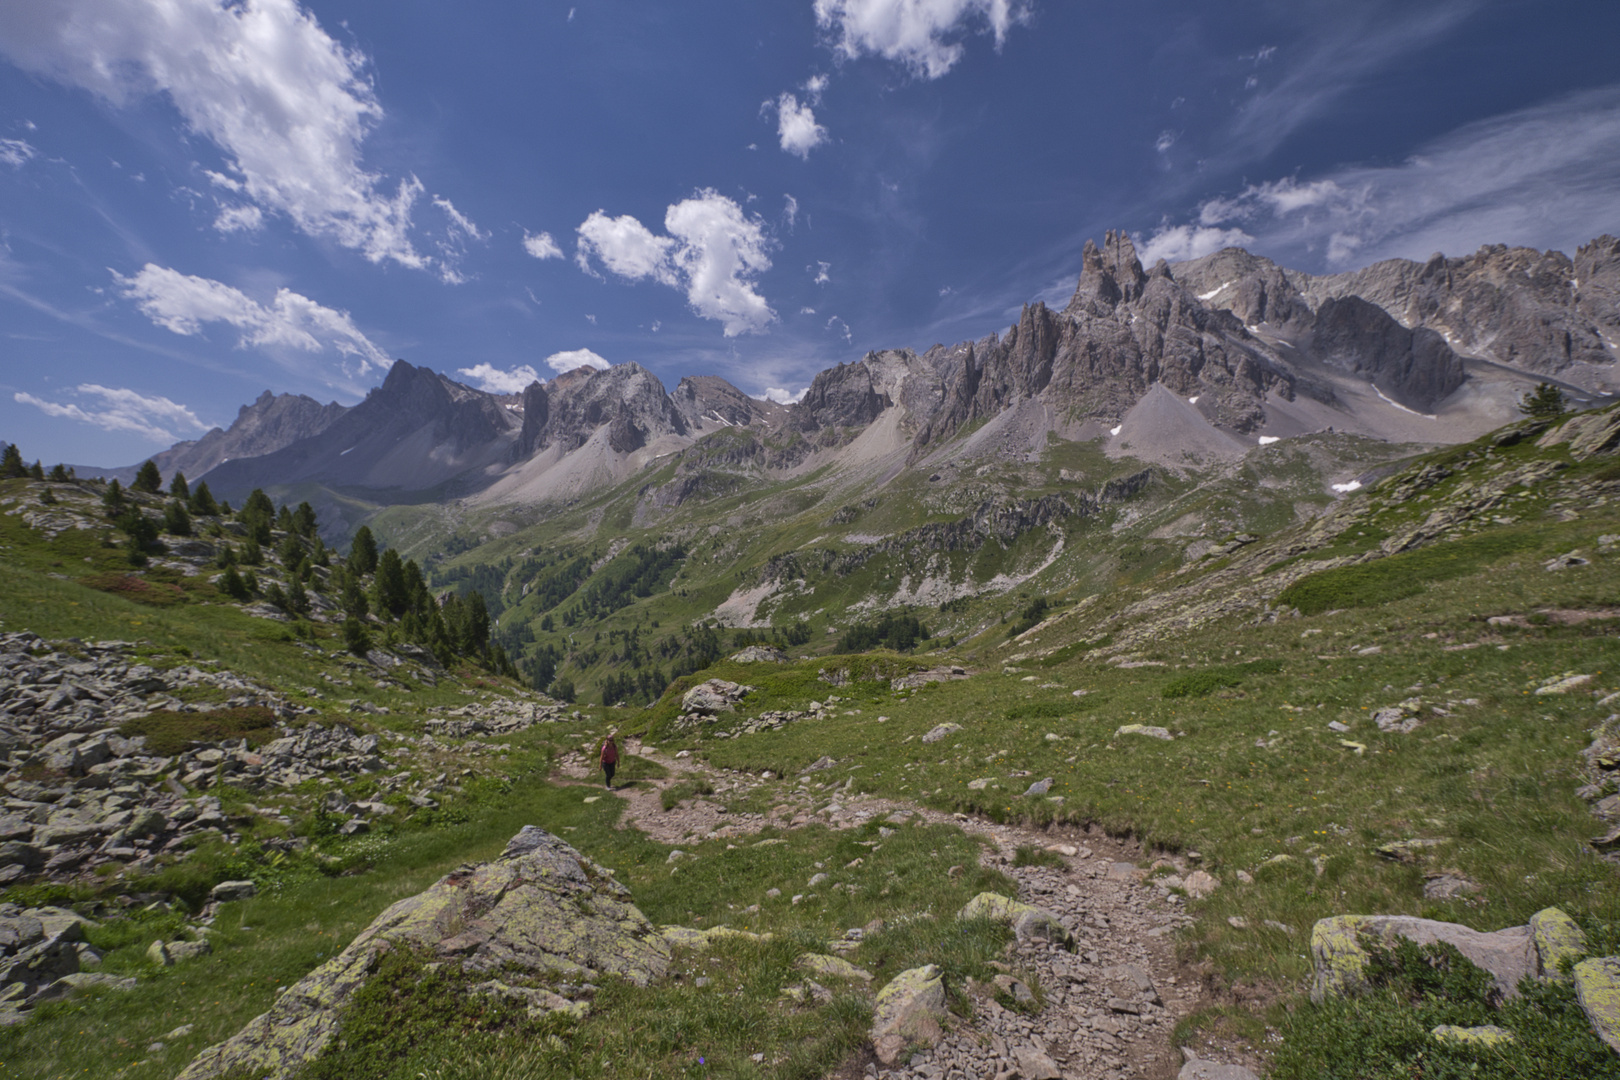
[2,0,1618,468]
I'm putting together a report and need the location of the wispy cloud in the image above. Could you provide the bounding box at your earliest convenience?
[0,0,440,271]
[1222,2,1482,165]
[14,384,209,443]
[0,138,36,168]
[814,0,1031,79]
[1143,84,1620,269]
[113,263,388,378]
[576,190,776,336]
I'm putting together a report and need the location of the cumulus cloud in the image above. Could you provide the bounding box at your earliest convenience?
[456,363,540,394]
[0,138,36,168]
[814,0,1031,79]
[575,211,675,283]
[523,230,563,260]
[575,190,776,336]
[544,348,611,373]
[763,386,809,404]
[1137,224,1255,265]
[113,263,387,372]
[776,93,828,158]
[14,384,209,443]
[0,0,434,269]
[214,204,264,233]
[1145,84,1620,270]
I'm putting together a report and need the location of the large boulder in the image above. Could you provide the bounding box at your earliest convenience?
[1310,915,1536,1003]
[680,679,752,715]
[177,826,670,1080]
[1574,957,1620,1054]
[1530,907,1588,978]
[870,964,947,1064]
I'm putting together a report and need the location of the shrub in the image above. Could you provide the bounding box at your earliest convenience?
[119,705,281,755]
[1162,659,1284,699]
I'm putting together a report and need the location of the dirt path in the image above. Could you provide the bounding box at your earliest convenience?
[555,739,1255,1080]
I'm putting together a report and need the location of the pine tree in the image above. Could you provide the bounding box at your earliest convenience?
[292,501,318,538]
[219,564,250,600]
[240,489,275,543]
[349,525,379,576]
[132,460,162,493]
[287,575,310,616]
[47,464,69,483]
[164,500,193,537]
[0,443,25,479]
[373,548,409,618]
[1519,382,1567,418]
[102,478,125,516]
[343,616,373,657]
[169,471,189,499]
[242,534,263,566]
[27,461,43,481]
[188,481,218,516]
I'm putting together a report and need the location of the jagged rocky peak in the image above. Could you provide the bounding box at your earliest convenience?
[1065,229,1149,316]
[670,375,782,431]
[790,357,893,432]
[1576,234,1620,335]
[1308,295,1465,413]
[518,361,687,457]
[367,360,515,448]
[155,389,347,483]
[1170,246,1317,332]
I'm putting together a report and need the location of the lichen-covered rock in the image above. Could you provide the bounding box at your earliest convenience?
[870,964,946,1064]
[921,723,962,744]
[177,826,669,1080]
[959,892,1075,950]
[1530,907,1588,979]
[660,925,773,950]
[1431,1024,1515,1047]
[1116,724,1173,740]
[1310,915,1536,1004]
[1574,956,1620,1054]
[799,953,873,982]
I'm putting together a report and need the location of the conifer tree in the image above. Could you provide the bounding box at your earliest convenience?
[349,525,378,576]
[164,500,192,537]
[188,481,218,516]
[373,548,409,618]
[47,464,69,483]
[132,460,162,493]
[219,564,250,600]
[27,461,43,480]
[292,501,318,538]
[102,478,125,516]
[0,443,25,479]
[1519,382,1567,418]
[169,471,189,499]
[240,489,275,543]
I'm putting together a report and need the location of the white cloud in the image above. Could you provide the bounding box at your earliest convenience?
[0,0,434,270]
[429,195,486,283]
[814,0,1031,79]
[523,230,563,260]
[812,261,831,284]
[1137,224,1255,265]
[1157,84,1620,269]
[14,384,209,443]
[575,210,676,283]
[0,138,36,168]
[1154,131,1175,154]
[776,93,828,159]
[805,73,830,98]
[113,263,387,372]
[783,194,799,230]
[456,363,541,394]
[213,204,264,233]
[763,386,809,404]
[575,191,776,337]
[800,306,817,314]
[544,348,611,374]
[827,314,852,343]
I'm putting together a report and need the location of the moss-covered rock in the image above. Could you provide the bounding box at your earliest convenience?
[1529,907,1588,979]
[1574,956,1620,1055]
[176,826,669,1080]
[959,891,1075,950]
[1430,1024,1516,1048]
[870,964,946,1064]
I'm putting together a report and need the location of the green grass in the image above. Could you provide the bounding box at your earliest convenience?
[1277,529,1546,615]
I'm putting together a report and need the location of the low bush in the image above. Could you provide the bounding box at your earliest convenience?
[1161,659,1283,699]
[119,705,281,755]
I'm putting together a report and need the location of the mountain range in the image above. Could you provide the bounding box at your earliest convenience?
[120,233,1620,535]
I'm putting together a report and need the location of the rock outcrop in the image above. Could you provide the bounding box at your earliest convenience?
[516,362,689,458]
[177,826,669,1080]
[1310,913,1539,1003]
[870,964,948,1064]
[1306,295,1466,412]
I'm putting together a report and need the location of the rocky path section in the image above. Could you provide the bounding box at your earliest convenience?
[557,740,1260,1080]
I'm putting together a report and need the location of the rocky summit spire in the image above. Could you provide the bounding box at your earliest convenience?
[1065,230,1147,316]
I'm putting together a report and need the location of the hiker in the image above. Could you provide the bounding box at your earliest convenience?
[600,730,619,789]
